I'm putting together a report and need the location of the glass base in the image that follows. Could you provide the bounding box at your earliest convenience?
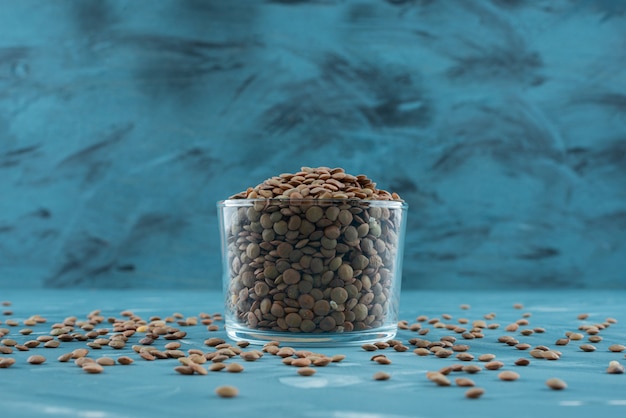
[225,323,398,347]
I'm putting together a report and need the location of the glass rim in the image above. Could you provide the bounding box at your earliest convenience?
[217,198,408,209]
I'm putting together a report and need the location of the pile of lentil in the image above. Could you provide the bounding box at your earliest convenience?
[222,167,406,335]
[1,297,624,402]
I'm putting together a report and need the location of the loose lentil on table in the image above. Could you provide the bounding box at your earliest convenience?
[0,293,624,406]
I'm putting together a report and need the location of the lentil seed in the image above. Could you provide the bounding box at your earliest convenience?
[0,357,16,368]
[82,363,104,374]
[462,365,482,374]
[209,363,226,371]
[373,371,391,381]
[96,357,116,366]
[465,388,485,399]
[215,385,239,398]
[226,362,244,373]
[455,377,475,387]
[57,352,73,362]
[580,344,596,352]
[27,355,46,365]
[426,372,451,386]
[117,356,134,365]
[297,367,316,376]
[478,354,496,362]
[484,361,504,370]
[498,371,520,381]
[607,361,625,374]
[546,378,567,390]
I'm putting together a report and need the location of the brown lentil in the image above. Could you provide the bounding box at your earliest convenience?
[27,355,46,365]
[75,357,95,367]
[514,358,530,366]
[426,372,451,386]
[607,361,625,374]
[375,356,392,365]
[215,385,239,398]
[456,353,474,361]
[96,357,116,366]
[297,367,316,376]
[57,352,73,362]
[498,371,520,381]
[455,377,475,387]
[291,358,312,367]
[44,340,60,348]
[555,338,570,346]
[240,351,261,361]
[580,344,596,352]
[117,356,134,365]
[209,363,226,372]
[0,357,16,368]
[484,361,504,370]
[189,362,208,375]
[1,339,17,347]
[542,351,561,361]
[546,378,567,390]
[465,388,485,399]
[373,371,391,381]
[609,344,626,352]
[226,362,244,373]
[462,365,482,374]
[174,365,194,375]
[82,363,104,374]
[393,344,409,352]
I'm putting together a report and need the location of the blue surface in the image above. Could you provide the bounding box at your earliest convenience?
[1,1,625,290]
[1,289,625,418]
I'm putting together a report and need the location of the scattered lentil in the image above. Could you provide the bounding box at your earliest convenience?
[484,361,504,371]
[215,385,238,398]
[373,371,391,381]
[580,344,596,352]
[0,357,16,368]
[117,356,134,365]
[226,362,244,373]
[608,344,626,353]
[498,371,520,381]
[27,355,46,365]
[546,378,567,390]
[465,388,485,399]
[297,367,316,376]
[455,377,475,387]
[427,372,451,386]
[607,361,625,374]
[96,357,116,366]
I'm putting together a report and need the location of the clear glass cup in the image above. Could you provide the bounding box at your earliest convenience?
[217,198,408,346]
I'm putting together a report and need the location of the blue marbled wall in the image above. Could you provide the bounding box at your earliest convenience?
[1,0,625,289]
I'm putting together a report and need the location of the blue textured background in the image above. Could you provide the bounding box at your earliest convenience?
[1,0,625,290]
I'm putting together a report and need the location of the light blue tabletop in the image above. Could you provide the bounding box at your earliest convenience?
[1,289,625,418]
